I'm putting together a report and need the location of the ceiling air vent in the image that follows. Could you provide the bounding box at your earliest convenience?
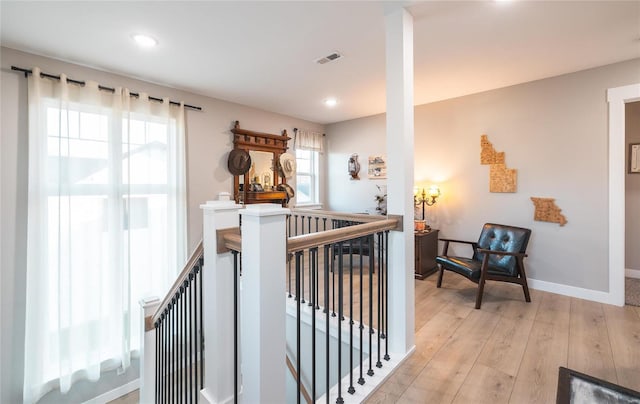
[315,52,343,65]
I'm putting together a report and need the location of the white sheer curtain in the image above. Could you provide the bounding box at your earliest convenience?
[23,67,187,403]
[295,129,323,152]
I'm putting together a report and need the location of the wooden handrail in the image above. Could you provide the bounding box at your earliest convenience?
[287,218,399,253]
[286,354,312,404]
[223,231,242,252]
[290,208,386,223]
[152,240,204,324]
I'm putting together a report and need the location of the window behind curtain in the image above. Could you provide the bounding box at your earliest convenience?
[24,70,186,403]
[295,149,319,205]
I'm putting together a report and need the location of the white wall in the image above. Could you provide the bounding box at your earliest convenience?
[326,113,388,214]
[327,58,640,294]
[626,101,640,271]
[0,47,325,403]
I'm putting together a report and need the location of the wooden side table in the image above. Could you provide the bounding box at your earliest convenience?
[415,229,439,280]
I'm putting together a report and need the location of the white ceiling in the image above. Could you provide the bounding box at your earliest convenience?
[2,1,639,124]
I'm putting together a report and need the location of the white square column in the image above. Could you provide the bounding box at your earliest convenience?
[240,204,290,404]
[200,197,243,404]
[385,7,416,355]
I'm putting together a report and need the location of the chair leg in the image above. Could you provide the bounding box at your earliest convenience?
[475,278,486,309]
[518,259,531,303]
[476,255,491,309]
[436,265,444,288]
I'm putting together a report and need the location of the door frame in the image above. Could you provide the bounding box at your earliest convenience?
[608,83,640,306]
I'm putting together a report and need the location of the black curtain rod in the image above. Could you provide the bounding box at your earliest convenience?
[11,66,202,111]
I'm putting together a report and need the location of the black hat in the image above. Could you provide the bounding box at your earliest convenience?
[227,149,252,176]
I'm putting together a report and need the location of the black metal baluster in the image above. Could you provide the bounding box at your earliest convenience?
[193,269,199,404]
[188,274,193,403]
[348,238,355,394]
[301,215,305,234]
[307,216,312,235]
[156,320,160,404]
[315,217,319,234]
[233,250,239,403]
[165,310,169,403]
[311,247,317,402]
[295,214,299,236]
[323,217,327,231]
[324,245,330,404]
[331,244,336,317]
[186,285,190,403]
[376,233,382,369]
[337,242,344,404]
[176,292,183,403]
[199,263,204,391]
[380,234,386,337]
[172,299,176,402]
[358,237,365,386]
[384,231,390,361]
[289,252,293,298]
[301,250,305,304]
[308,250,313,307]
[295,251,302,404]
[184,282,190,402]
[367,235,374,377]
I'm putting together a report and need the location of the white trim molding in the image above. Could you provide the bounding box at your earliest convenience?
[528,279,613,305]
[608,83,640,306]
[626,268,640,279]
[81,379,139,404]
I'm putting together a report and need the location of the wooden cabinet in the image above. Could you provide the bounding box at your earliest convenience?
[415,229,439,280]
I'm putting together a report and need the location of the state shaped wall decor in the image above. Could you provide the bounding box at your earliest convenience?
[531,197,568,226]
[480,134,505,165]
[490,164,518,193]
[481,134,517,193]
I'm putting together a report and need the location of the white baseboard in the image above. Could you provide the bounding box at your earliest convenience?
[626,268,640,279]
[82,378,139,404]
[528,278,616,306]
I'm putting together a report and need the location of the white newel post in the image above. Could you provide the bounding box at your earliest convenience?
[200,194,243,404]
[240,204,290,404]
[139,297,160,404]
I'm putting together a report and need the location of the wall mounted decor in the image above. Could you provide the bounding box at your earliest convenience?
[630,143,640,173]
[348,153,361,180]
[480,134,517,193]
[368,155,387,179]
[490,164,518,193]
[480,134,505,165]
[531,197,568,226]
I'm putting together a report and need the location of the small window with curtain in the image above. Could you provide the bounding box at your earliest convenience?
[295,149,319,205]
[294,129,323,206]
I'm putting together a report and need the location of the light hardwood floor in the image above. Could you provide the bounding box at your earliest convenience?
[366,273,640,404]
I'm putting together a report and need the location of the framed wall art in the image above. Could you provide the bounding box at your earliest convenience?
[630,143,640,173]
[368,155,387,179]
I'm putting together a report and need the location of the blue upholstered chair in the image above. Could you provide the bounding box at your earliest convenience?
[436,223,532,309]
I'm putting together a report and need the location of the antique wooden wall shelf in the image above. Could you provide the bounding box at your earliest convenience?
[231,121,290,206]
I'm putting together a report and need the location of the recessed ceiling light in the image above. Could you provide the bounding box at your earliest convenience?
[132,34,158,48]
[324,98,338,107]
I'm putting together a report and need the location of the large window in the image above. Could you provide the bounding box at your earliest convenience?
[295,149,319,205]
[24,70,186,402]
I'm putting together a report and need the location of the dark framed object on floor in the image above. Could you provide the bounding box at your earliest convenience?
[556,366,640,404]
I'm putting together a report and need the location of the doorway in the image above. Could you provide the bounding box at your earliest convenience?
[608,83,640,306]
[625,101,640,305]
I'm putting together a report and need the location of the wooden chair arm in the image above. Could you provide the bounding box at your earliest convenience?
[476,248,528,258]
[439,238,478,256]
[438,238,477,246]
